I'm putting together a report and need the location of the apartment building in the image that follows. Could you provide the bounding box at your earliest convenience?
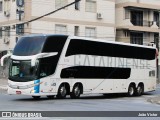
[116,0,160,48]
[115,0,160,79]
[0,0,116,53]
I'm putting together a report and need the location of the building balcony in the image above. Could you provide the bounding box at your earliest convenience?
[117,18,159,33]
[116,0,160,10]
[130,20,159,27]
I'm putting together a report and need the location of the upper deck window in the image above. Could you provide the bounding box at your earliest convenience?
[13,36,46,56]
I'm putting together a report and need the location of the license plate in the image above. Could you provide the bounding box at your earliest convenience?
[16,91,21,94]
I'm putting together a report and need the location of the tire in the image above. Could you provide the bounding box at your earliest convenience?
[57,84,67,99]
[32,96,40,100]
[70,84,81,99]
[47,95,55,99]
[127,85,135,97]
[135,85,144,96]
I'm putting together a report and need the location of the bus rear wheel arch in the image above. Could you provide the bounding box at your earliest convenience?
[135,83,144,96]
[70,83,83,99]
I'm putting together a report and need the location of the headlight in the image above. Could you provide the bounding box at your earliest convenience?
[30,90,35,93]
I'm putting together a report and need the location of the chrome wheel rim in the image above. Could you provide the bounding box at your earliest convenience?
[60,86,66,97]
[137,86,142,94]
[74,86,80,96]
[129,87,134,95]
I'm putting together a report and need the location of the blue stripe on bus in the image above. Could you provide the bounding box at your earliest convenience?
[34,80,40,93]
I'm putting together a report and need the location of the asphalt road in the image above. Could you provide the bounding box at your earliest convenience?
[0,85,160,120]
[0,92,160,111]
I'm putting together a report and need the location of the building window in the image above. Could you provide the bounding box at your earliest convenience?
[130,10,143,26]
[16,24,24,35]
[74,26,79,36]
[125,8,130,19]
[16,37,19,43]
[55,24,67,35]
[55,0,67,9]
[124,30,129,37]
[85,27,96,38]
[154,33,159,51]
[0,28,2,38]
[0,1,2,12]
[154,11,159,27]
[75,0,80,10]
[130,32,143,45]
[5,26,10,37]
[85,0,96,13]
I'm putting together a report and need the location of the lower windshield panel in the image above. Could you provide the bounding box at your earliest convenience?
[9,60,38,82]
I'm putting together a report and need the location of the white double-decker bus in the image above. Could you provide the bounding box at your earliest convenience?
[5,34,157,99]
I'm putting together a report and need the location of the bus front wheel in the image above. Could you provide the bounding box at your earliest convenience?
[57,84,67,99]
[70,84,81,99]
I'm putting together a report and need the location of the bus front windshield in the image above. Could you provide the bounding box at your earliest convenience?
[13,36,46,56]
[9,60,38,82]
[9,35,68,82]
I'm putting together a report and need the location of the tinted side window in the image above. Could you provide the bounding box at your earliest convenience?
[66,39,155,60]
[42,36,67,53]
[39,36,67,78]
[60,66,131,79]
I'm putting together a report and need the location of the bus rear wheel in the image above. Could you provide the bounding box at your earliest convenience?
[135,85,144,96]
[57,84,67,99]
[127,85,135,97]
[70,84,81,99]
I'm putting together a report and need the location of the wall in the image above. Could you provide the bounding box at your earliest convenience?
[30,0,116,40]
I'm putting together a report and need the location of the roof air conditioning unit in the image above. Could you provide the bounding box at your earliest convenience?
[3,37,10,44]
[4,11,10,17]
[97,13,102,19]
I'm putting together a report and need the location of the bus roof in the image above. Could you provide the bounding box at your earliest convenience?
[21,34,68,38]
[69,36,156,50]
[20,34,156,50]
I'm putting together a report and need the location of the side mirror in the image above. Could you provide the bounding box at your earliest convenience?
[0,54,12,66]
